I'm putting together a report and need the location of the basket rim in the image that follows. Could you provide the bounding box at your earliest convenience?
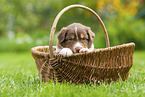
[31,43,135,58]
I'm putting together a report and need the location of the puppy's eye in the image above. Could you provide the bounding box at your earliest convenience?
[82,38,86,40]
[68,38,73,41]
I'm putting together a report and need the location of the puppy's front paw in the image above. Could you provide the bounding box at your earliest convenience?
[79,48,90,53]
[59,48,73,57]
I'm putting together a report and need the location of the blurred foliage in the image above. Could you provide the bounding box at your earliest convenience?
[106,17,145,50]
[0,0,145,51]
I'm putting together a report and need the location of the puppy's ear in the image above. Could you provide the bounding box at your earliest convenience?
[86,27,95,42]
[57,27,68,43]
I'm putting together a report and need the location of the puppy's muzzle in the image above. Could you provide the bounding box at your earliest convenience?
[75,47,82,53]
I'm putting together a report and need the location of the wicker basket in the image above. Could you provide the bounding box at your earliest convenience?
[31,5,135,84]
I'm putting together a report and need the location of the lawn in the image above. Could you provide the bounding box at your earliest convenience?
[0,51,145,97]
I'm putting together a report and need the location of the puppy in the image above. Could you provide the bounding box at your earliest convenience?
[56,23,95,57]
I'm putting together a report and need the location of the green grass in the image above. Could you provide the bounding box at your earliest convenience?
[0,51,145,97]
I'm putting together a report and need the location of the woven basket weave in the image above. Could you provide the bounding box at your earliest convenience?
[31,5,135,84]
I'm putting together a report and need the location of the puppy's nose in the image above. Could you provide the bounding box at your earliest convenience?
[75,47,81,53]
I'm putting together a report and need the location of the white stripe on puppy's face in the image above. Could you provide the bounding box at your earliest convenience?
[75,27,79,40]
[73,27,83,53]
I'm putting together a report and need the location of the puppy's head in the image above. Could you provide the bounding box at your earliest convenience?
[57,23,95,53]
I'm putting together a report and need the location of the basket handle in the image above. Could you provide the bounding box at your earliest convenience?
[49,4,110,59]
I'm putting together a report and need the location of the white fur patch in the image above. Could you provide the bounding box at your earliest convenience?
[89,44,94,51]
[73,42,83,53]
[56,44,94,56]
[80,44,94,53]
[57,48,73,57]
[79,48,90,53]
[56,46,62,53]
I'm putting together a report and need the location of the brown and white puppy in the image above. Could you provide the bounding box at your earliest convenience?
[56,23,95,57]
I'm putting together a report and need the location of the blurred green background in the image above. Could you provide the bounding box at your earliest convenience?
[0,0,145,52]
